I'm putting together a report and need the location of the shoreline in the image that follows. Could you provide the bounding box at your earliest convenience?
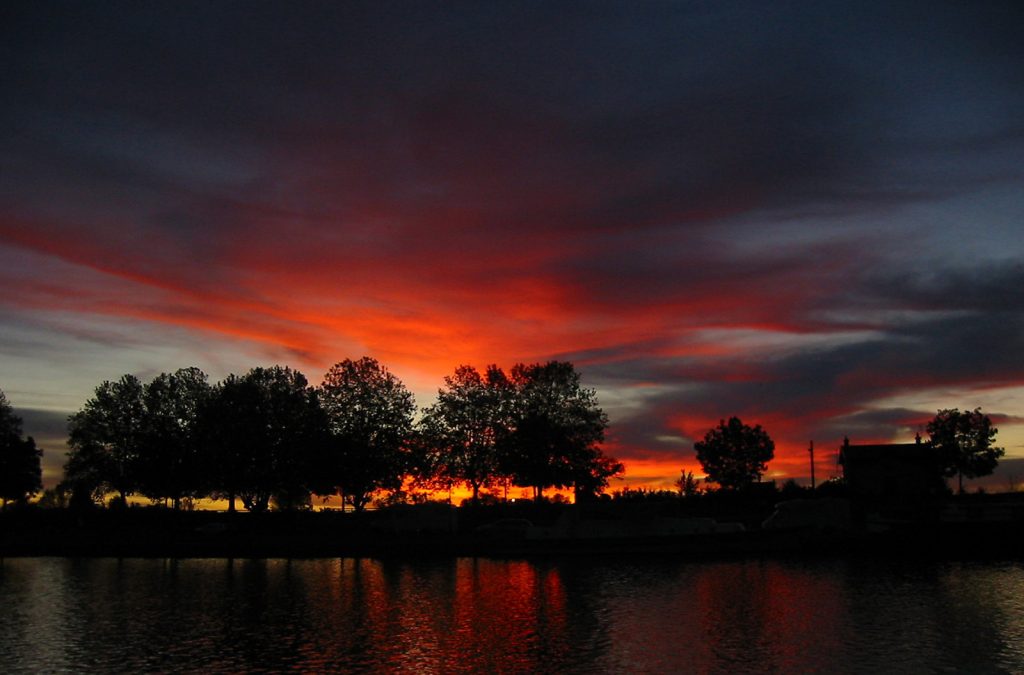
[4,511,1023,561]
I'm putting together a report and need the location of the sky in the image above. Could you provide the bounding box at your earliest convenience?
[3,1,1024,494]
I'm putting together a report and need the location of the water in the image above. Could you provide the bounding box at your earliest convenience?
[2,556,1024,673]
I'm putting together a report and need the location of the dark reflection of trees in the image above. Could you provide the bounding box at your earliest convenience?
[11,558,321,672]
[210,558,317,671]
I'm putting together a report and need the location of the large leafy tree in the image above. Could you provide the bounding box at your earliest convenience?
[318,357,416,512]
[501,361,617,500]
[0,389,42,506]
[200,367,324,512]
[695,417,775,491]
[136,367,212,509]
[67,374,146,504]
[927,407,1004,494]
[418,365,511,503]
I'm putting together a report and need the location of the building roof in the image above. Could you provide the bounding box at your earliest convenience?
[838,441,936,465]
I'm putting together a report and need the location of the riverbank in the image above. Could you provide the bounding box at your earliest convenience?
[3,503,1024,560]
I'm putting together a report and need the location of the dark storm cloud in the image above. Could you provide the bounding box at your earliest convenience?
[5,1,1022,246]
[862,262,1024,314]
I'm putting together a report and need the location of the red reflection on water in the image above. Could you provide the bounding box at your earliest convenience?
[289,558,572,672]
[694,561,845,671]
[445,560,570,671]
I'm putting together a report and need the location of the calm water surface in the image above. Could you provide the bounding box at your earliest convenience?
[2,556,1024,673]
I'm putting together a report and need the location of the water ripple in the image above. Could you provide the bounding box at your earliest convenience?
[2,557,1024,673]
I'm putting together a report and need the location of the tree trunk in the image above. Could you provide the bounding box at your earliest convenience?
[227,492,236,513]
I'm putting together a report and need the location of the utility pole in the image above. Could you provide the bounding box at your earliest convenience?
[809,440,816,490]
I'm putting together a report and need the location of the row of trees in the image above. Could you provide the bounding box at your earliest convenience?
[2,374,1004,508]
[60,358,623,511]
[689,410,1004,493]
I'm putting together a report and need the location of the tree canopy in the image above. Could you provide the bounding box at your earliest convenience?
[500,362,617,500]
[53,358,623,509]
[66,374,146,504]
[0,389,42,505]
[418,365,511,502]
[137,367,212,508]
[927,407,1004,493]
[201,366,324,512]
[694,417,775,491]
[318,357,416,512]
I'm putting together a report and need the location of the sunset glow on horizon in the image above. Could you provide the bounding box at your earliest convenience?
[3,2,1024,495]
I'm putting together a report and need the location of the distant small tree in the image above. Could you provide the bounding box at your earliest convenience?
[927,407,1004,494]
[694,417,774,491]
[0,390,43,506]
[675,470,700,498]
[318,357,416,512]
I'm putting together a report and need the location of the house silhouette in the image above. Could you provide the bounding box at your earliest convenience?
[838,434,946,502]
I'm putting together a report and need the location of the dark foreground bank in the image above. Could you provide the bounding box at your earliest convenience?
[3,499,1024,560]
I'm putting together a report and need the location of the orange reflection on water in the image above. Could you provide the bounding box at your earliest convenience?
[287,558,572,672]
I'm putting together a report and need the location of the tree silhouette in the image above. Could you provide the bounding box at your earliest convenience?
[695,417,774,491]
[419,365,511,503]
[200,367,324,512]
[570,445,624,502]
[675,470,700,498]
[500,362,614,500]
[318,357,415,512]
[927,407,1004,494]
[67,374,146,504]
[136,367,212,509]
[197,375,251,513]
[0,389,42,506]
